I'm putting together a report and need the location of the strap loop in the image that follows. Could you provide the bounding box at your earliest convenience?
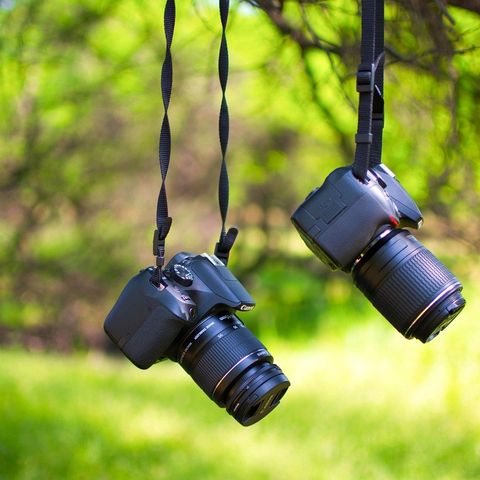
[154,0,176,270]
[217,0,235,265]
[370,20,385,168]
[352,0,385,180]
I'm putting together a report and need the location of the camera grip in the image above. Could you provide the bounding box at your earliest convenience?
[104,268,195,369]
[121,305,185,369]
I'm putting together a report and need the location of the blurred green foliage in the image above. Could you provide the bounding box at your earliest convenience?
[1,285,479,479]
[1,3,479,478]
[0,0,479,342]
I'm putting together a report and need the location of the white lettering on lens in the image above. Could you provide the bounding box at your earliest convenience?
[194,321,215,340]
[179,342,192,363]
[194,328,206,340]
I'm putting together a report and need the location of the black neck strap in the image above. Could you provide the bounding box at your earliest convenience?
[214,0,238,265]
[153,0,237,271]
[352,0,385,181]
[152,0,175,269]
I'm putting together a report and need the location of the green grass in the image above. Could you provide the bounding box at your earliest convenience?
[1,287,480,480]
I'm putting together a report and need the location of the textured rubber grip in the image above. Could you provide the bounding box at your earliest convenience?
[369,248,458,334]
[189,327,266,398]
[122,313,183,369]
[354,230,463,338]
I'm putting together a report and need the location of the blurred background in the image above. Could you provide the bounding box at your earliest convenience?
[1,0,479,478]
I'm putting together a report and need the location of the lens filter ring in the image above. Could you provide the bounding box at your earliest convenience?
[225,362,290,426]
[408,288,465,343]
[211,348,271,399]
[404,282,462,339]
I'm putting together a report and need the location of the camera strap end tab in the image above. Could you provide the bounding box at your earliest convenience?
[372,84,384,122]
[214,226,239,265]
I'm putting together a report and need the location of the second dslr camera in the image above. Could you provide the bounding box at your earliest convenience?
[104,252,290,426]
[292,164,465,342]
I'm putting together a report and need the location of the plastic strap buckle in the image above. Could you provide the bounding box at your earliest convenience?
[355,133,373,144]
[153,217,173,267]
[356,63,375,93]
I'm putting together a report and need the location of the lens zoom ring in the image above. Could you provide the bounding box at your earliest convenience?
[365,247,458,334]
[190,328,265,398]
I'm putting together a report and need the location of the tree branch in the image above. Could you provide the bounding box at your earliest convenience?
[446,0,480,14]
[243,0,340,54]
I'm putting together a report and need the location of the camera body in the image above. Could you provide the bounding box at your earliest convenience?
[291,164,423,272]
[292,164,465,343]
[104,252,289,426]
[104,252,255,369]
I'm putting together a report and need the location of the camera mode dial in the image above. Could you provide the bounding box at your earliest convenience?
[171,264,194,287]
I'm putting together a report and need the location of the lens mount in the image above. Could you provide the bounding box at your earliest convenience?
[351,227,395,271]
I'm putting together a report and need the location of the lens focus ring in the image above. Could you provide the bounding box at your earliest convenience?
[180,319,269,398]
[372,248,456,329]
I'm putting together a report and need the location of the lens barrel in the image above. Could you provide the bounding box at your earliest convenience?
[352,229,465,342]
[175,314,290,426]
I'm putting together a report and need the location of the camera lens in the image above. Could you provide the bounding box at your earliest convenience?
[352,229,465,342]
[174,314,290,426]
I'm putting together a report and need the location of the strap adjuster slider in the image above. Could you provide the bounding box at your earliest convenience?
[356,63,375,93]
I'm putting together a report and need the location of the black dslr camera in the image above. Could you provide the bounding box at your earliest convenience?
[104,252,290,426]
[292,164,465,343]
